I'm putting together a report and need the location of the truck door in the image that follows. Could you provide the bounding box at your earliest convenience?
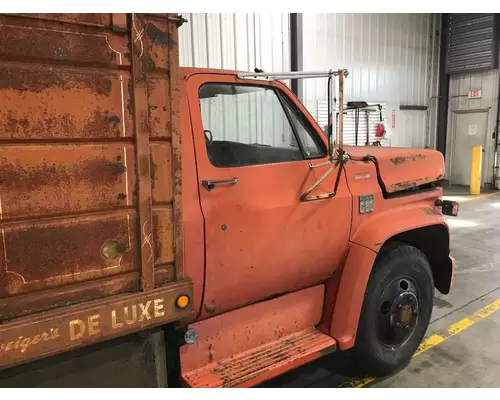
[187,73,352,318]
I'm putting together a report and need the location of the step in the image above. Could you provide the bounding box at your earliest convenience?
[182,328,336,388]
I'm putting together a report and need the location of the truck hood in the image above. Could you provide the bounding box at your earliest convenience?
[345,146,445,194]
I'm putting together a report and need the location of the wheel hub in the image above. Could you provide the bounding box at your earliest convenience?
[390,292,419,329]
[376,278,420,348]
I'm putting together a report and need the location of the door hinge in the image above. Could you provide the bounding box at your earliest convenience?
[169,15,188,27]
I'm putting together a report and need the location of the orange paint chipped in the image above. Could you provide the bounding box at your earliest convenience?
[182,328,336,388]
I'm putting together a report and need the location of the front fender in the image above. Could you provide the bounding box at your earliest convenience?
[329,242,377,350]
[351,201,448,253]
[329,200,450,350]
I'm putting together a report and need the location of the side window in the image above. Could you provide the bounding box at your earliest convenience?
[198,83,325,168]
[279,94,326,159]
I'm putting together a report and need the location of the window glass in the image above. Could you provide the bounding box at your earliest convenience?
[198,84,325,167]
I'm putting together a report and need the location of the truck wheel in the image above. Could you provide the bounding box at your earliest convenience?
[352,244,434,377]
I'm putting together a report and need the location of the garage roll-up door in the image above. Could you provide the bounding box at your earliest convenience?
[447,14,499,74]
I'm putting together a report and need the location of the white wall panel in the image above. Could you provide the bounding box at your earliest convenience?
[302,13,438,148]
[179,13,439,150]
[179,13,290,73]
[446,70,500,186]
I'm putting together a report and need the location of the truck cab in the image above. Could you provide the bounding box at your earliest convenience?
[177,68,456,387]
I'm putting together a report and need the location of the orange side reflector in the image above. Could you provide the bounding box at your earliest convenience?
[176,295,190,309]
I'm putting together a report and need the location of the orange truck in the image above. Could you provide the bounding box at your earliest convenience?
[0,13,457,388]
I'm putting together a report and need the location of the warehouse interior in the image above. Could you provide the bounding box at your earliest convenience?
[1,12,500,389]
[179,13,500,388]
[179,13,500,189]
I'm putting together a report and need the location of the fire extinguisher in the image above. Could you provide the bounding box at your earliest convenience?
[375,104,385,138]
[371,104,385,146]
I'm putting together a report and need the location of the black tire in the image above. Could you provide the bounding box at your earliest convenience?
[352,243,434,377]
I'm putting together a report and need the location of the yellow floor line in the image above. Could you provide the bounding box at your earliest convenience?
[458,191,500,203]
[339,298,500,388]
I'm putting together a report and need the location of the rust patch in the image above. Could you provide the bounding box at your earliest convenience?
[390,154,426,166]
[17,13,112,26]
[1,109,124,140]
[391,176,429,190]
[150,150,158,193]
[0,283,194,369]
[152,210,174,265]
[0,22,118,65]
[146,23,172,48]
[422,207,441,216]
[208,344,214,363]
[154,264,175,286]
[127,79,134,116]
[203,304,218,315]
[2,215,134,296]
[0,147,135,218]
[0,66,114,96]
[150,144,173,202]
[146,56,157,72]
[0,157,126,191]
[82,110,121,138]
[391,180,418,190]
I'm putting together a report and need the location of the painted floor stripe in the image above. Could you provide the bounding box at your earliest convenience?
[457,191,500,203]
[339,298,500,388]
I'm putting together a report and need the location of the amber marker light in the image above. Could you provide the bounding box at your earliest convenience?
[176,294,190,309]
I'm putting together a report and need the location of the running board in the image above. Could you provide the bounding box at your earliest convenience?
[182,328,336,388]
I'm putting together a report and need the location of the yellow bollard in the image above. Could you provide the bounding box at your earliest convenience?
[470,145,482,195]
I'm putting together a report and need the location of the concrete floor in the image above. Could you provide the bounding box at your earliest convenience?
[262,187,500,388]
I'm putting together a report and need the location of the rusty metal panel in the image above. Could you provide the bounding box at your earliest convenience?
[182,328,336,388]
[152,208,175,266]
[13,13,113,26]
[0,13,183,328]
[150,143,173,202]
[1,273,140,320]
[0,66,133,140]
[180,284,326,383]
[0,146,135,218]
[0,212,137,297]
[0,282,194,370]
[130,14,155,291]
[169,16,184,280]
[0,15,129,67]
[148,79,173,139]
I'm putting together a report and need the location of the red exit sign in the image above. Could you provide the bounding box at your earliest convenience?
[469,89,482,99]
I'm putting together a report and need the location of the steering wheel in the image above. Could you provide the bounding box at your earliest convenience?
[204,130,213,145]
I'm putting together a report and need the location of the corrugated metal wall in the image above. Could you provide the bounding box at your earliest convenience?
[179,13,290,72]
[446,70,500,186]
[179,13,439,150]
[302,13,439,148]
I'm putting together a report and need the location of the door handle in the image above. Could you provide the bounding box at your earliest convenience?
[201,178,238,191]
